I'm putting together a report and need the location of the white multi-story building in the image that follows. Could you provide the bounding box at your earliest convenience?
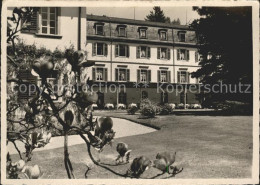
[8,7,202,107]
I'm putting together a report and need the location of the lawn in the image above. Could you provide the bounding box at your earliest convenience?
[9,111,253,179]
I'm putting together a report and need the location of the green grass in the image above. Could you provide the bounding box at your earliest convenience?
[9,111,253,179]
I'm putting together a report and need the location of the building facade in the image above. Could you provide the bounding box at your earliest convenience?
[8,7,202,107]
[85,15,201,107]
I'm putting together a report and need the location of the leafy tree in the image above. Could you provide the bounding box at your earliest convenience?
[145,6,171,23]
[190,7,253,106]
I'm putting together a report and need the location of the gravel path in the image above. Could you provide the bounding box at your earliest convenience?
[7,117,156,155]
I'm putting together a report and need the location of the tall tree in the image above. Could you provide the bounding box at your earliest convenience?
[172,18,181,25]
[190,7,253,105]
[145,6,171,23]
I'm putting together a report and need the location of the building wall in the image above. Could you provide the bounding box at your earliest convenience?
[8,7,87,51]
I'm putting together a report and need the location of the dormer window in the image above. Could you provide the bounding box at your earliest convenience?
[159,29,167,40]
[117,25,127,37]
[138,27,148,39]
[95,23,104,35]
[178,31,186,42]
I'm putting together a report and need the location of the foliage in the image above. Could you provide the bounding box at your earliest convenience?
[6,7,184,180]
[140,99,157,118]
[145,6,171,23]
[216,100,252,115]
[159,104,173,115]
[127,106,138,115]
[190,7,253,106]
[171,18,181,25]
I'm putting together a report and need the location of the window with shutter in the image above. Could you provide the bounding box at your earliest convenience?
[117,44,129,57]
[140,46,147,58]
[118,69,127,81]
[160,48,167,59]
[96,43,104,56]
[96,68,104,81]
[160,70,167,83]
[178,71,189,83]
[21,9,39,33]
[39,7,58,35]
[177,49,189,61]
[18,70,37,100]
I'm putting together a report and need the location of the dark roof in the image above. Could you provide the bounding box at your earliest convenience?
[87,14,193,30]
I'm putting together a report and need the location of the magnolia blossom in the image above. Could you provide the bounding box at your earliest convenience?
[22,165,42,179]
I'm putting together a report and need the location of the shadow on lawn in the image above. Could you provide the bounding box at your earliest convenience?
[173,110,253,116]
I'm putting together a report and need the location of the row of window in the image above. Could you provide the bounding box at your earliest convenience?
[92,43,199,61]
[21,7,190,44]
[94,23,187,42]
[92,67,192,83]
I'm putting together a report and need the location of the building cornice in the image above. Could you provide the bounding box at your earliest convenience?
[90,60,201,67]
[87,14,194,31]
[87,35,197,48]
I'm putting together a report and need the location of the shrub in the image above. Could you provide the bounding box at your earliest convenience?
[127,106,138,115]
[140,99,157,118]
[217,100,252,115]
[159,104,173,115]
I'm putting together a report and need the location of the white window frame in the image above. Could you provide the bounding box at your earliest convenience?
[118,68,127,82]
[139,29,147,38]
[160,48,167,59]
[177,49,189,61]
[140,46,147,58]
[39,7,57,35]
[160,70,167,83]
[140,69,148,83]
[118,27,126,37]
[96,67,104,81]
[159,31,167,40]
[178,71,189,83]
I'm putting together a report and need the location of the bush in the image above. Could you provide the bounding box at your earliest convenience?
[140,99,157,118]
[217,100,252,115]
[127,106,138,115]
[159,104,173,115]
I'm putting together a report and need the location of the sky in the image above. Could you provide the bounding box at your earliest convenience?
[87,7,201,25]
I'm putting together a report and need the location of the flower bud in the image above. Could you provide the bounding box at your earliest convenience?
[64,110,74,126]
[16,160,25,171]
